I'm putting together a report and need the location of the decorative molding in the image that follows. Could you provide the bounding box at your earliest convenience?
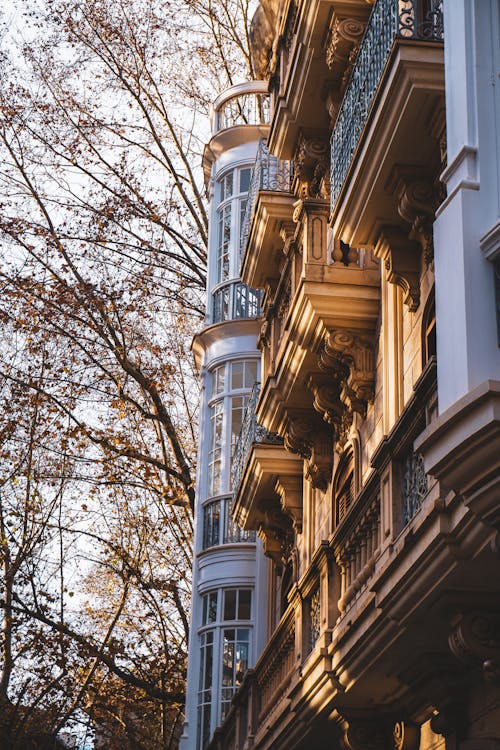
[342,718,394,750]
[284,416,333,491]
[375,226,421,311]
[257,500,294,568]
[275,474,303,533]
[293,135,329,199]
[394,174,437,266]
[326,15,365,70]
[449,611,500,684]
[393,722,420,750]
[315,330,375,434]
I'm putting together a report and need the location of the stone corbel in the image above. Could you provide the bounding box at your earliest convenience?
[393,173,437,266]
[275,475,303,533]
[324,330,375,410]
[279,221,297,258]
[375,227,421,311]
[257,501,293,569]
[284,416,333,492]
[293,135,329,199]
[449,611,500,685]
[341,718,394,750]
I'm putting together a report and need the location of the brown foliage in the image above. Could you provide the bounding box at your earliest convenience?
[0,0,254,746]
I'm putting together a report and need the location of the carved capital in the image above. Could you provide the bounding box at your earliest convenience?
[375,227,421,311]
[324,329,375,407]
[449,611,500,684]
[275,474,303,533]
[293,135,329,199]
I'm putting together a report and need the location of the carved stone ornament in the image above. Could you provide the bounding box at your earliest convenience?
[284,416,333,492]
[257,501,294,568]
[318,329,376,419]
[395,175,437,266]
[293,135,329,198]
[393,722,421,750]
[449,611,500,685]
[326,15,365,71]
[275,474,303,533]
[342,718,394,750]
[375,226,421,311]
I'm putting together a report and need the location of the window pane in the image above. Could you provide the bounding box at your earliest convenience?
[202,501,221,549]
[231,362,244,390]
[208,592,218,623]
[213,365,225,396]
[239,168,251,194]
[223,589,237,621]
[221,171,233,201]
[238,590,251,621]
[244,360,258,389]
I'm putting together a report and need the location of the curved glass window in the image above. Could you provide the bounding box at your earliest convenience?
[197,587,253,747]
[212,281,261,323]
[206,360,259,497]
[202,497,255,550]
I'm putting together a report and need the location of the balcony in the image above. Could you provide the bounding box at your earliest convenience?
[331,0,444,209]
[330,0,445,260]
[239,140,294,291]
[202,81,271,184]
[231,382,284,495]
[211,280,262,324]
[231,383,303,564]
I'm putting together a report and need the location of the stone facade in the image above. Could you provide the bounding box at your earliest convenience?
[186,1,500,749]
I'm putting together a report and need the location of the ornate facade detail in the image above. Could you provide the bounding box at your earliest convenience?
[275,474,303,533]
[331,238,359,266]
[393,722,421,750]
[342,718,394,750]
[392,171,438,266]
[449,612,500,684]
[317,329,376,421]
[326,13,365,70]
[401,449,428,526]
[293,135,329,198]
[284,416,333,492]
[257,500,294,568]
[375,226,421,311]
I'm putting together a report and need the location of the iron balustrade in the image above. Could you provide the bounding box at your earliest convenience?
[240,139,294,255]
[330,0,444,208]
[216,93,271,131]
[212,280,262,323]
[231,382,284,494]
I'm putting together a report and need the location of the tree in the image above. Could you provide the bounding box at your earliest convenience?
[0,0,255,745]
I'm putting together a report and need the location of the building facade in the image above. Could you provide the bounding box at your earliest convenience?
[184,1,500,749]
[180,82,272,750]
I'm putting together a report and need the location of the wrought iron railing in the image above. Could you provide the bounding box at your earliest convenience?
[330,0,444,207]
[216,93,271,131]
[212,280,262,323]
[401,449,428,526]
[231,382,284,494]
[240,139,294,254]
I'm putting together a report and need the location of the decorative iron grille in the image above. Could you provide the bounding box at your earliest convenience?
[231,382,284,494]
[240,140,294,255]
[308,587,321,653]
[330,0,444,208]
[401,449,428,526]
